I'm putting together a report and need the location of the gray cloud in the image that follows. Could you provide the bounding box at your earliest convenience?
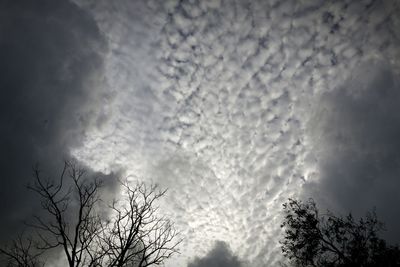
[305,60,400,244]
[188,241,243,267]
[0,0,111,245]
[61,0,400,266]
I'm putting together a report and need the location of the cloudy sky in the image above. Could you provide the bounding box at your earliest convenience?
[1,0,400,266]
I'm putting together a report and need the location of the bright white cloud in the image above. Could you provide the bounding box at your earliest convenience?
[72,0,400,266]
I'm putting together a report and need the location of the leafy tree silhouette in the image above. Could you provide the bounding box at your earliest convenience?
[280,198,400,267]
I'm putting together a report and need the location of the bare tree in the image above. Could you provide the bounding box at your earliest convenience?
[25,162,103,267]
[98,181,181,267]
[0,162,181,267]
[0,233,44,267]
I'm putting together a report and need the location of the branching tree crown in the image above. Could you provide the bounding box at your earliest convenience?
[97,181,180,267]
[280,198,400,267]
[0,162,181,267]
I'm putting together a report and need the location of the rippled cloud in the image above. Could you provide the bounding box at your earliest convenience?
[66,0,400,266]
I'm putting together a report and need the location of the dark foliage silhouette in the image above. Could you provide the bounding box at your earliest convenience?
[280,198,400,267]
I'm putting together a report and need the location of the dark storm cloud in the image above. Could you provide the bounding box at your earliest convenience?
[187,241,243,267]
[305,60,400,244]
[0,0,109,243]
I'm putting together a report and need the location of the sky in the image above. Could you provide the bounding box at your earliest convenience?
[1,0,400,266]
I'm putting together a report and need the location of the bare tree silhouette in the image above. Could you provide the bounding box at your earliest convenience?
[0,162,181,267]
[26,162,103,267]
[97,181,180,267]
[0,233,44,267]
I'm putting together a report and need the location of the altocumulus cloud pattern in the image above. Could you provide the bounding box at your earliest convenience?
[1,0,400,266]
[70,1,400,266]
